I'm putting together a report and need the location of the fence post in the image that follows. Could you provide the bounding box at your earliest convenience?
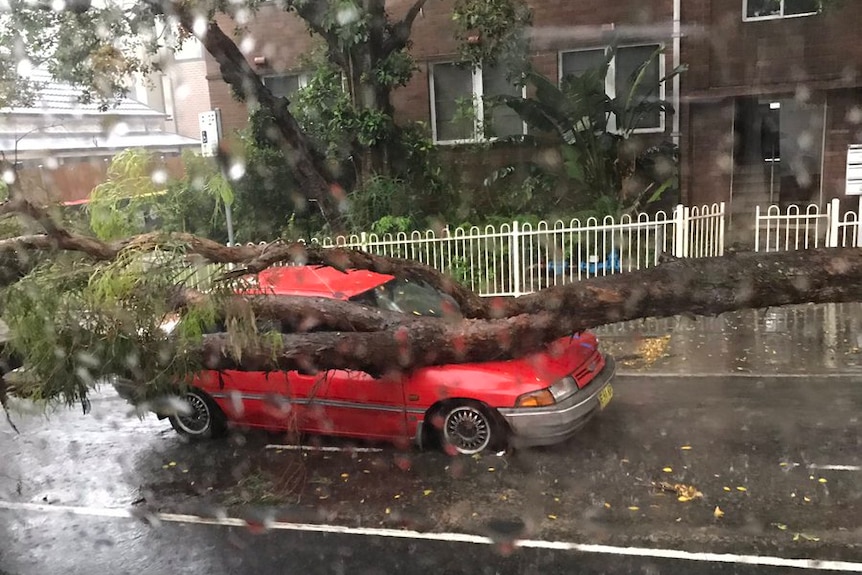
[511,220,521,297]
[360,231,369,252]
[857,196,862,248]
[718,201,726,256]
[754,205,761,253]
[673,204,688,258]
[827,198,840,248]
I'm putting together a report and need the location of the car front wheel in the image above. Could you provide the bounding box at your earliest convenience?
[168,389,227,439]
[440,402,505,455]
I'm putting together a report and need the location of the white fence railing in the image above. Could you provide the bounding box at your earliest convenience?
[304,202,725,297]
[755,198,862,252]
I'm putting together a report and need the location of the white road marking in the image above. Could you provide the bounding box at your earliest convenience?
[808,464,862,472]
[264,444,384,453]
[1,500,860,572]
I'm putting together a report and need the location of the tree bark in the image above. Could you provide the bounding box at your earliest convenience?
[185,248,862,376]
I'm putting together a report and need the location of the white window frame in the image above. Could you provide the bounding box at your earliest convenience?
[742,0,820,21]
[558,43,667,135]
[428,62,527,145]
[262,72,311,100]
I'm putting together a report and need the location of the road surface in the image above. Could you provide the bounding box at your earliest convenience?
[1,372,860,574]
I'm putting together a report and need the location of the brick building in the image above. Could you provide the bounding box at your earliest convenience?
[202,0,861,234]
[680,0,862,236]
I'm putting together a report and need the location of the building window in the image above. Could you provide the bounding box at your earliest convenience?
[263,73,310,100]
[429,62,525,144]
[560,44,664,132]
[744,0,820,20]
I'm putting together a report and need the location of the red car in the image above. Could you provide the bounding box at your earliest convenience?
[121,266,615,454]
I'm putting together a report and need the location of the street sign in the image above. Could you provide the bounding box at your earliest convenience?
[199,110,222,158]
[845,144,862,196]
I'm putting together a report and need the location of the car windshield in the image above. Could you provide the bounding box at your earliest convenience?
[354,278,463,318]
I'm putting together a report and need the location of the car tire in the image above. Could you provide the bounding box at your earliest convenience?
[168,389,227,440]
[438,401,506,455]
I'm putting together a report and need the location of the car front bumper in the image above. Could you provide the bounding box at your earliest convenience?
[497,356,616,448]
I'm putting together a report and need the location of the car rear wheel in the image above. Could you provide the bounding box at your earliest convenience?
[440,402,505,455]
[168,389,227,439]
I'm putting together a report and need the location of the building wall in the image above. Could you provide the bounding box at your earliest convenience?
[169,58,212,139]
[207,0,675,137]
[680,1,862,212]
[682,0,862,94]
[824,88,862,208]
[681,98,734,207]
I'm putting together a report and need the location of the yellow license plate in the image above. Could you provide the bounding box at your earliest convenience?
[598,385,614,409]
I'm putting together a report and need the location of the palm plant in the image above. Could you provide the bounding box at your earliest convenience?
[488,46,686,215]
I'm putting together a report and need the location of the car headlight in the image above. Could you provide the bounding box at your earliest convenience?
[548,376,578,402]
[514,389,556,407]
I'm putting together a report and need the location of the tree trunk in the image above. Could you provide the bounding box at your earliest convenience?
[167,5,345,231]
[190,248,862,375]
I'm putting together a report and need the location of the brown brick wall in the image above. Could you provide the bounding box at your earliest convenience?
[208,0,676,137]
[683,98,735,207]
[823,88,862,205]
[682,0,862,92]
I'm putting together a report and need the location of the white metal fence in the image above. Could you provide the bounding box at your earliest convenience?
[300,202,725,297]
[755,198,862,252]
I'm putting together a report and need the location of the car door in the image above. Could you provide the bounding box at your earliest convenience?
[207,369,311,432]
[289,369,408,441]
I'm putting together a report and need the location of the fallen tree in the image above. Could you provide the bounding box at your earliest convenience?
[3,188,862,409]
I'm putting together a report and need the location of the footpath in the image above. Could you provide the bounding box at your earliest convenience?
[595,301,862,376]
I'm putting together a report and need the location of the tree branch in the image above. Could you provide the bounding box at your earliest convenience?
[383,0,429,54]
[159,2,344,229]
[194,248,862,375]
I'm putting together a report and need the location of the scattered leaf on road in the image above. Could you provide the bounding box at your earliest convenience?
[628,506,640,511]
[488,467,495,472]
[723,486,731,492]
[604,502,611,509]
[713,506,725,518]
[772,523,788,531]
[340,473,349,479]
[662,467,673,473]
[681,446,692,451]
[423,489,432,496]
[736,486,747,492]
[818,478,827,484]
[652,481,703,500]
[547,514,557,520]
[804,496,811,502]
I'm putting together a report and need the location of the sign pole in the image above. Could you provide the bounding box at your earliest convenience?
[199,109,235,245]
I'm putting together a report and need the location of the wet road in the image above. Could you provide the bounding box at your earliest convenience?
[1,369,861,574]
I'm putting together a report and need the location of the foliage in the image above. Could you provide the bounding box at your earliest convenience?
[452,0,532,76]
[0,242,276,407]
[88,149,169,241]
[494,46,685,214]
[87,149,235,242]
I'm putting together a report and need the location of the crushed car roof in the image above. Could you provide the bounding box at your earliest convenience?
[243,265,395,300]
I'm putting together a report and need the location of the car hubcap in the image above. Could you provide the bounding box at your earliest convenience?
[175,393,211,435]
[444,406,491,454]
